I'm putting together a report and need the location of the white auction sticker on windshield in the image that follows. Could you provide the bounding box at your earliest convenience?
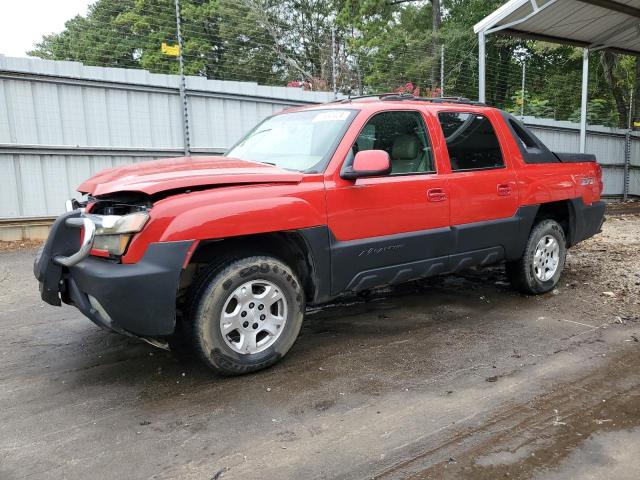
[312,111,350,122]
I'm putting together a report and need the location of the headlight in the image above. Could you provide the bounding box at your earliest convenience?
[90,211,149,235]
[92,234,134,256]
[89,212,149,257]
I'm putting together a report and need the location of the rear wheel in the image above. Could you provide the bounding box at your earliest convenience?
[187,256,304,375]
[506,219,567,294]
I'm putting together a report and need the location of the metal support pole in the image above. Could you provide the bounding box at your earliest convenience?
[579,48,589,154]
[520,61,526,119]
[478,31,486,103]
[175,0,190,156]
[331,28,337,100]
[624,131,631,201]
[440,44,444,97]
[625,90,634,200]
[629,90,633,130]
[356,57,363,95]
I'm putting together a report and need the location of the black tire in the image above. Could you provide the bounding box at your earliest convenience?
[506,219,567,295]
[186,256,305,375]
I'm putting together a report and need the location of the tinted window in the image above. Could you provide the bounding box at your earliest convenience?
[351,111,435,175]
[438,112,504,171]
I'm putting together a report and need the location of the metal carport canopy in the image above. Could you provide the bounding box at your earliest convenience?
[474,0,640,152]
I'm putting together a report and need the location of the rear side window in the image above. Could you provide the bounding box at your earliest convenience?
[438,112,504,171]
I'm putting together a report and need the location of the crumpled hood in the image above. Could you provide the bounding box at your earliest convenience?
[78,156,304,196]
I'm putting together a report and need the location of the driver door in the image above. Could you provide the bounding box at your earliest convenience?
[324,109,451,294]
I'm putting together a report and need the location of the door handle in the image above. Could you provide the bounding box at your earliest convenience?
[497,184,512,196]
[427,188,447,202]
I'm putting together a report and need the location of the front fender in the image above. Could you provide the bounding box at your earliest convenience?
[122,184,326,264]
[161,196,325,241]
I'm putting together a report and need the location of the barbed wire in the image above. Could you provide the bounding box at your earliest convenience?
[24,19,519,80]
[13,0,622,124]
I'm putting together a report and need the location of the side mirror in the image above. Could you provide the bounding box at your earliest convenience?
[341,150,391,180]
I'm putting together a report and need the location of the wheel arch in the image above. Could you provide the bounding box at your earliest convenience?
[533,200,575,246]
[179,227,331,307]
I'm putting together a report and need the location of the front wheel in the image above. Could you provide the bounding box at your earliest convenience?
[506,219,567,294]
[187,256,305,375]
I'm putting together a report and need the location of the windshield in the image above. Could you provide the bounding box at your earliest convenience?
[226,109,356,172]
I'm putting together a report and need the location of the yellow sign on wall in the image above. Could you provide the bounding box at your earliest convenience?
[161,43,180,57]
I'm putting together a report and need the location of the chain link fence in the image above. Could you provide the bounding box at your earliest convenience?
[1,0,639,239]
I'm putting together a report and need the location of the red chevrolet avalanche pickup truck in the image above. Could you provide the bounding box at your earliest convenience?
[34,95,605,375]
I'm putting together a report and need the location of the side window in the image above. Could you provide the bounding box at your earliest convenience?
[351,111,435,175]
[438,112,504,171]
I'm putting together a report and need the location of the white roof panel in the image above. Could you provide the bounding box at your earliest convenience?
[474,0,640,55]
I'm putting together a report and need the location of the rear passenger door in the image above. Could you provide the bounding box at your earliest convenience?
[435,111,519,265]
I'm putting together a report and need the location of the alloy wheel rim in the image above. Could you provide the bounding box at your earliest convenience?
[533,235,560,282]
[219,279,288,355]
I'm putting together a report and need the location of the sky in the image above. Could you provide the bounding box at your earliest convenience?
[1,0,93,57]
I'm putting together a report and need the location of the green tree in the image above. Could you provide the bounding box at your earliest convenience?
[30,0,138,68]
[27,0,640,127]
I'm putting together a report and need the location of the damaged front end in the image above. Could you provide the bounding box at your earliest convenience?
[34,197,193,345]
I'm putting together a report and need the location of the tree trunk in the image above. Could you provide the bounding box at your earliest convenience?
[601,51,628,128]
[430,0,441,90]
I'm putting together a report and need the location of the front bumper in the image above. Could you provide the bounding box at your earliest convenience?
[34,210,192,337]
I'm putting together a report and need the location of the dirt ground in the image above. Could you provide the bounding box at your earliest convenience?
[1,210,639,480]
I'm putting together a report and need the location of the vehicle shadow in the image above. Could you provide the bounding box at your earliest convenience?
[62,265,525,398]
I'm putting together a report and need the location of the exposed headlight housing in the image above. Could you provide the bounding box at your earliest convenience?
[91,212,149,235]
[89,211,149,257]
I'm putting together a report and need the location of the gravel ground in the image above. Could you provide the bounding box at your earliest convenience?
[0,211,639,480]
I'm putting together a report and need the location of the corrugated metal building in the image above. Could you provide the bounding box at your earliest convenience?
[0,55,333,238]
[0,55,637,240]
